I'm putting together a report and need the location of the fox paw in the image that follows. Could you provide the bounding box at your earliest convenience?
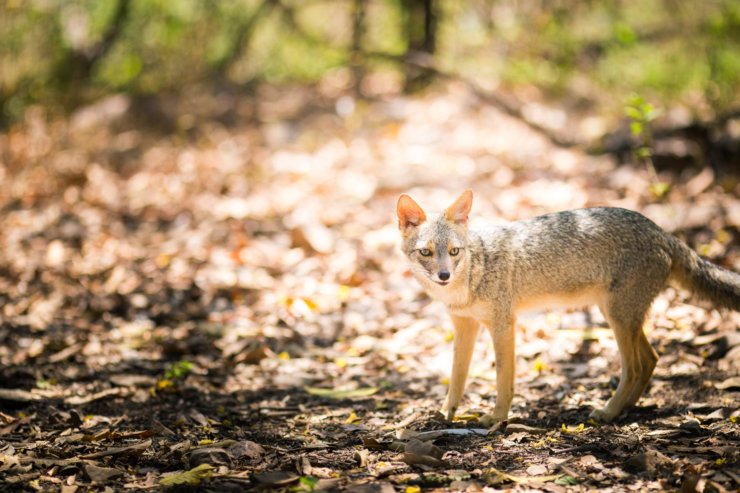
[440,406,456,421]
[588,408,617,423]
[480,413,507,428]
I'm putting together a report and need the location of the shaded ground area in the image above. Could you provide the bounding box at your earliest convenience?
[0,84,738,491]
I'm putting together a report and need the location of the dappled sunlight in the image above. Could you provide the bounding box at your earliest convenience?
[1,80,739,491]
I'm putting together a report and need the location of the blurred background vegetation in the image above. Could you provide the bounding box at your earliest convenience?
[1,0,739,149]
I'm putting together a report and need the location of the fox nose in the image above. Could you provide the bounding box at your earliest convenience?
[438,271,450,281]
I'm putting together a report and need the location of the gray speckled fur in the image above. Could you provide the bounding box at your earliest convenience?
[397,191,740,425]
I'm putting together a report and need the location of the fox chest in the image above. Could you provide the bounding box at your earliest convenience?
[423,282,488,320]
[446,301,490,321]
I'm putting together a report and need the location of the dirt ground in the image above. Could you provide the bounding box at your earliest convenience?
[0,83,738,491]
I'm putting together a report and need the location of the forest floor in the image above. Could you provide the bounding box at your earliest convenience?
[0,82,738,492]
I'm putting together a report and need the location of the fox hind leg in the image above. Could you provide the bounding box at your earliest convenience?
[480,313,516,427]
[624,330,658,407]
[590,293,659,423]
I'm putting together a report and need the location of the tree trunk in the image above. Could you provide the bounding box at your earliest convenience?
[351,0,366,96]
[403,0,436,92]
[54,0,131,107]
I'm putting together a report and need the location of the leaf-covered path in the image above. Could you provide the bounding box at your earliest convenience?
[0,84,738,491]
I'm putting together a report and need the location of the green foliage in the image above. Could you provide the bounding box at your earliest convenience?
[554,475,579,486]
[625,93,659,136]
[705,3,740,109]
[260,26,347,83]
[625,93,670,199]
[97,50,143,87]
[0,0,738,120]
[613,22,636,47]
[155,360,194,393]
[455,0,739,116]
[164,360,194,381]
[293,476,318,492]
[625,93,658,163]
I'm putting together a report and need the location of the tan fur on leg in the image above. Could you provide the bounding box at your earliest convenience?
[480,314,515,426]
[442,315,479,420]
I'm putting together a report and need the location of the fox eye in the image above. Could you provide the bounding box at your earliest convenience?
[449,247,460,256]
[419,248,432,257]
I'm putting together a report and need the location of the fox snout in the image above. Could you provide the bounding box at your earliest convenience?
[438,270,450,282]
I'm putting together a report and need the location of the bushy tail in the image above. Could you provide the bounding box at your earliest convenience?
[669,236,740,311]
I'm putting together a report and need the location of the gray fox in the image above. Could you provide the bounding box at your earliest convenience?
[397,190,740,425]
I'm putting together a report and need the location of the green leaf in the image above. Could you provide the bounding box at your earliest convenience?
[636,147,652,159]
[626,93,645,107]
[630,121,643,136]
[642,103,659,121]
[165,360,194,380]
[159,464,214,486]
[625,106,643,121]
[554,475,578,485]
[614,22,636,46]
[296,476,318,491]
[650,181,671,198]
[303,386,378,399]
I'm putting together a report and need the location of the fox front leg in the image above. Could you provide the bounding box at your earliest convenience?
[480,314,516,427]
[441,315,479,421]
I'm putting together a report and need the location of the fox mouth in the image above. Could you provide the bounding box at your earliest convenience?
[435,280,450,286]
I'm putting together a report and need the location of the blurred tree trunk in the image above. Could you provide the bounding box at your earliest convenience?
[55,0,131,107]
[351,0,366,96]
[0,90,9,128]
[403,0,437,92]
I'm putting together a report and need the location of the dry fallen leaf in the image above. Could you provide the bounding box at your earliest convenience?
[226,440,265,461]
[79,439,152,460]
[526,464,549,476]
[715,376,740,390]
[84,464,124,483]
[188,447,232,468]
[0,454,29,474]
[253,471,299,486]
[401,438,448,467]
[159,464,215,486]
[304,386,379,399]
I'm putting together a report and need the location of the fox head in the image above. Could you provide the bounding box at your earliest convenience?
[396,190,473,287]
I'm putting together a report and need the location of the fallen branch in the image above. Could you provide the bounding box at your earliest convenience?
[365,50,580,148]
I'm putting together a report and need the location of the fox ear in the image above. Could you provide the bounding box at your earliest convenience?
[397,194,427,230]
[445,189,473,224]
